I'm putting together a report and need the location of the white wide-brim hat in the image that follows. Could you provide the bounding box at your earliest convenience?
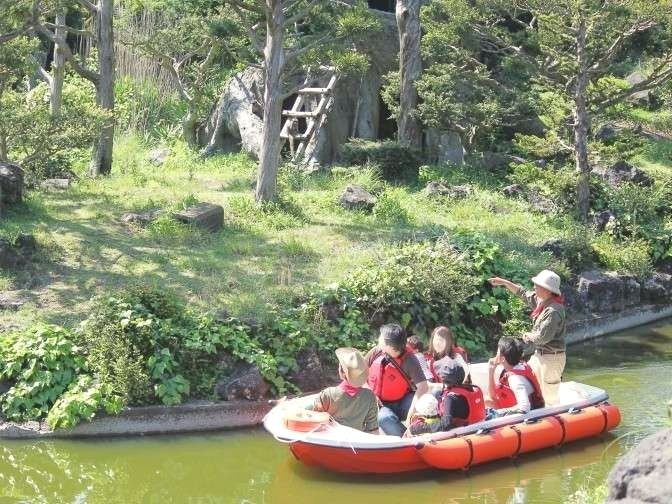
[531,269,561,295]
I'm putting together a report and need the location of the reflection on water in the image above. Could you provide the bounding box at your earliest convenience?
[1,320,671,503]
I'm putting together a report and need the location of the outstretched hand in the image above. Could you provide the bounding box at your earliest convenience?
[488,277,505,287]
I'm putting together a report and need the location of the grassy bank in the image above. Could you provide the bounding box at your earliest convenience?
[1,133,577,331]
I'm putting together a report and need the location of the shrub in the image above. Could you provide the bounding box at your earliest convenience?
[373,189,413,225]
[592,234,653,278]
[340,139,423,183]
[0,325,85,422]
[46,375,123,429]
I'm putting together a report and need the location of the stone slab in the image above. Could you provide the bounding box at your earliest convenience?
[0,400,273,439]
[172,203,224,232]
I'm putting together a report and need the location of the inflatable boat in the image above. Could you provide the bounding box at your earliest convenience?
[263,364,621,474]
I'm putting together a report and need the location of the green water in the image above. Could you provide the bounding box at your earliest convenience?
[1,321,671,504]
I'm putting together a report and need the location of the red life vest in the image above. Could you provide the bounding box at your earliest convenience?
[439,384,486,426]
[368,352,413,402]
[427,346,470,382]
[494,363,545,410]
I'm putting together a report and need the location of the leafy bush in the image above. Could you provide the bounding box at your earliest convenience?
[0,325,85,422]
[46,375,123,429]
[340,139,423,183]
[373,189,413,225]
[592,234,653,278]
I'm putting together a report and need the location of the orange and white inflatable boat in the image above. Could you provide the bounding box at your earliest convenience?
[263,364,620,474]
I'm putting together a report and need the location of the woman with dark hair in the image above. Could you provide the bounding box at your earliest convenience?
[487,337,545,416]
[427,326,469,383]
[366,323,429,436]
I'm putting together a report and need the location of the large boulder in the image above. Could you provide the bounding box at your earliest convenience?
[475,152,526,172]
[641,277,668,304]
[0,161,24,207]
[339,185,376,212]
[593,160,654,187]
[607,428,672,504]
[595,124,622,142]
[424,181,472,200]
[621,275,641,308]
[215,361,269,401]
[502,184,524,198]
[625,71,652,105]
[577,270,625,313]
[287,347,329,392]
[172,202,224,232]
[121,209,164,226]
[526,189,557,213]
[594,209,617,232]
[0,234,36,270]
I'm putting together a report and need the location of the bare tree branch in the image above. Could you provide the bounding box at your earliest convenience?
[43,22,94,38]
[76,0,99,13]
[34,24,100,83]
[589,19,657,76]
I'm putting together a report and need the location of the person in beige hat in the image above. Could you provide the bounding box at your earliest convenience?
[488,270,566,405]
[309,347,379,433]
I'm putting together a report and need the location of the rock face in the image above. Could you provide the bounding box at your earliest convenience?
[527,189,557,213]
[121,209,164,226]
[475,152,526,172]
[607,428,672,504]
[215,362,269,401]
[593,160,654,187]
[577,270,627,313]
[625,71,652,105]
[287,347,329,392]
[0,234,36,270]
[0,161,24,207]
[172,203,224,232]
[425,181,472,199]
[339,185,376,211]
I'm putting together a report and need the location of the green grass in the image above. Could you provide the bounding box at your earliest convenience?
[0,133,600,329]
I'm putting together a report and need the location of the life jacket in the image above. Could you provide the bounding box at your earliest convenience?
[494,363,545,410]
[368,351,414,402]
[438,384,486,426]
[428,346,470,383]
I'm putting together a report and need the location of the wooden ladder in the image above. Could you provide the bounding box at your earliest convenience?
[280,68,337,162]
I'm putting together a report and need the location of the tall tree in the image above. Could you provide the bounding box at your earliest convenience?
[445,0,672,220]
[31,0,116,176]
[226,0,373,203]
[395,0,422,148]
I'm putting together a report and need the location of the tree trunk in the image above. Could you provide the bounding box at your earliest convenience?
[0,132,7,161]
[50,8,67,116]
[183,107,198,147]
[255,0,285,203]
[89,0,115,177]
[395,0,422,148]
[574,17,591,221]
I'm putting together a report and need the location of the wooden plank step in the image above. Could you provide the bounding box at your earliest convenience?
[298,87,330,94]
[282,110,320,118]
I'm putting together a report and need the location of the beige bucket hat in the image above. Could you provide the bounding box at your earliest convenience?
[335,347,369,387]
[531,269,562,295]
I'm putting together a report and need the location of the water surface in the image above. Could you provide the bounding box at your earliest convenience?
[1,320,671,503]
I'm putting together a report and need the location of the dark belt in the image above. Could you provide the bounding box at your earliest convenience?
[536,349,566,355]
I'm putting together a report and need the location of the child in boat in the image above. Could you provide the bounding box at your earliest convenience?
[408,394,441,435]
[409,359,486,435]
[487,337,545,417]
[428,325,470,383]
[309,347,379,433]
[406,335,433,381]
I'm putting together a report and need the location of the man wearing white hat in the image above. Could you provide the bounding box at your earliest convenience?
[488,270,566,405]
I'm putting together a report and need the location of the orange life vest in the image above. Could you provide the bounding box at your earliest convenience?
[439,384,486,426]
[368,352,414,402]
[494,363,545,410]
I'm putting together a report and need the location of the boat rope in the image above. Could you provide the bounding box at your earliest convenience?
[509,425,523,458]
[462,437,475,471]
[553,414,567,446]
[597,404,610,434]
